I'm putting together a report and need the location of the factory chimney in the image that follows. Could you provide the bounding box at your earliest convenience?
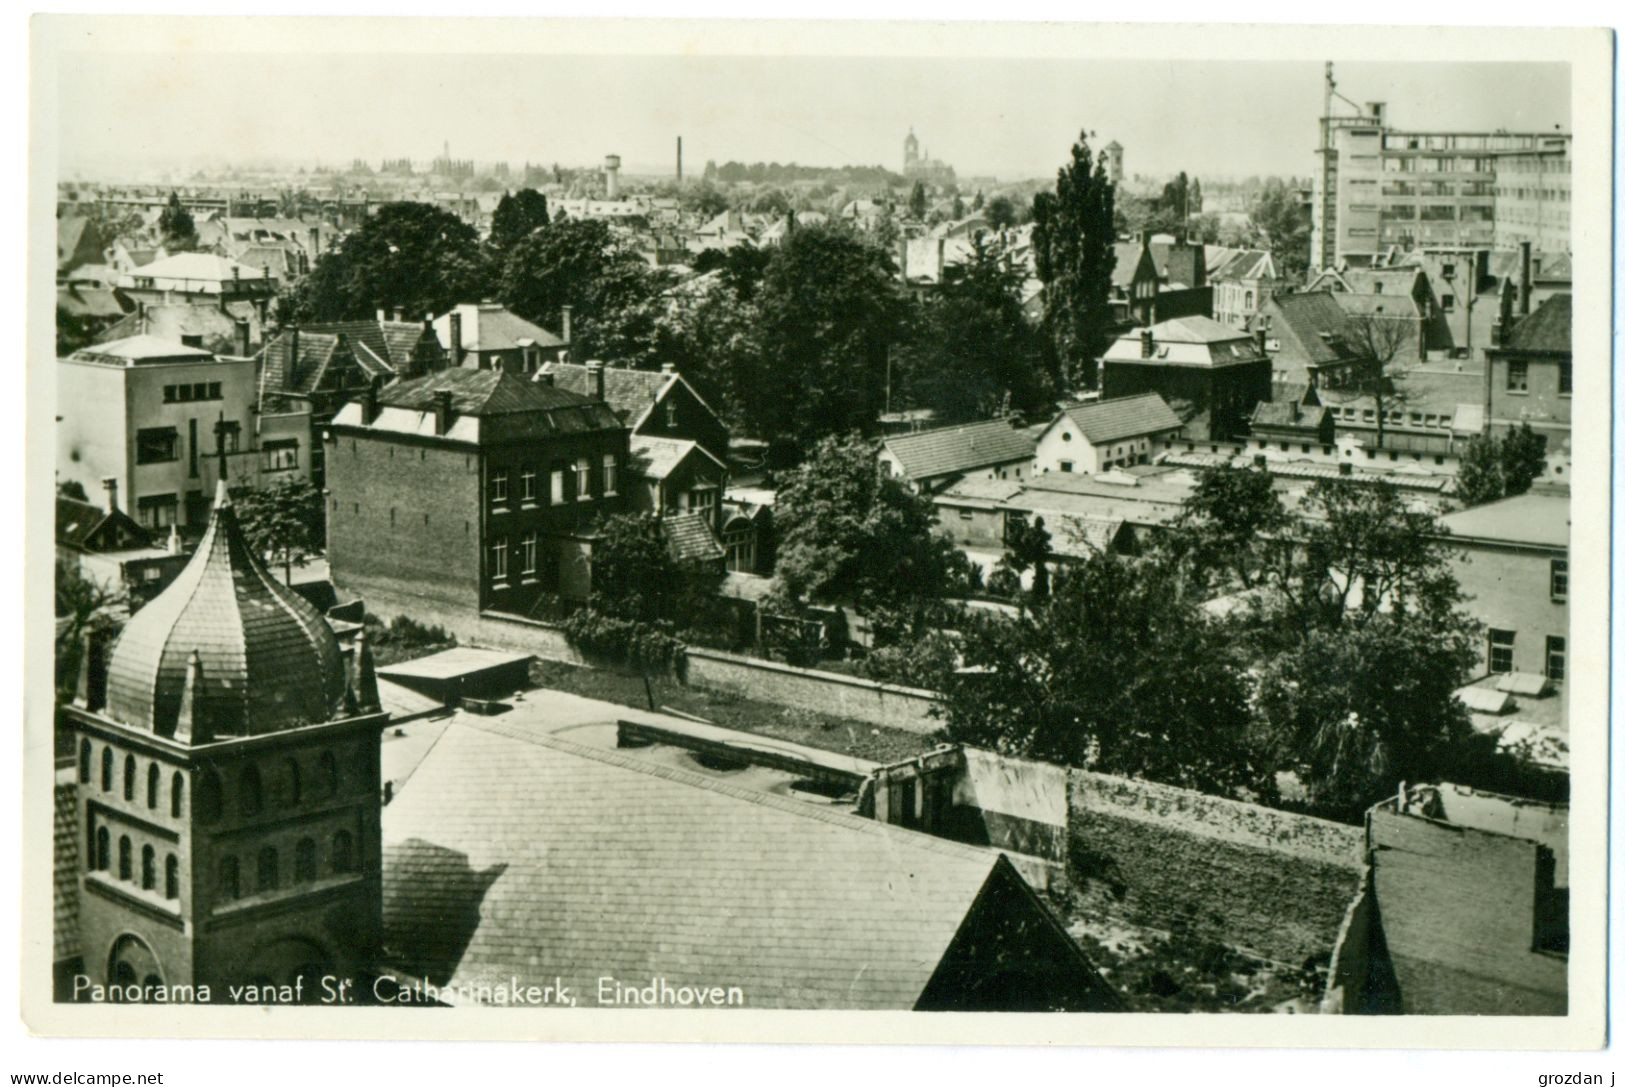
[676,137,683,183]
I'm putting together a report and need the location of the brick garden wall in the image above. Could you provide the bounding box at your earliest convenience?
[1067,772,1364,965]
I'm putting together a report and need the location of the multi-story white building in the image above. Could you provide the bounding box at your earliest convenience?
[1311,84,1570,270]
[57,334,306,535]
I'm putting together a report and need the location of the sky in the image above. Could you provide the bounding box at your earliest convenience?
[56,54,1571,183]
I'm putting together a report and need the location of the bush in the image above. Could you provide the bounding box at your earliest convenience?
[561,610,687,678]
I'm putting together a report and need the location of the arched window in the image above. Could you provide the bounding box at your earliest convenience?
[240,765,263,817]
[164,855,179,900]
[141,845,156,890]
[171,772,184,818]
[319,751,339,797]
[124,755,136,801]
[78,740,92,784]
[101,748,113,793]
[118,835,132,881]
[197,768,222,823]
[86,820,96,868]
[283,757,302,808]
[294,838,317,883]
[257,846,279,892]
[218,855,240,901]
[95,827,109,872]
[147,764,160,809]
[331,830,354,874]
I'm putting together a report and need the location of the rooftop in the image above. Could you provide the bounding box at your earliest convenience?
[1440,492,1569,549]
[1499,293,1571,355]
[881,418,1037,481]
[1051,393,1183,445]
[66,334,215,366]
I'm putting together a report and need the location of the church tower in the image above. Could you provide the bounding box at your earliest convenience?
[904,127,920,172]
[65,483,388,1002]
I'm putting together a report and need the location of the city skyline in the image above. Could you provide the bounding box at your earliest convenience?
[59,55,1570,183]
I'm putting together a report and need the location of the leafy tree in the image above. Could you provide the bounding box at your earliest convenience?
[997,514,1052,602]
[936,552,1266,797]
[983,194,1017,232]
[683,183,730,219]
[1455,432,1508,506]
[1248,178,1311,284]
[57,479,89,502]
[1159,171,1191,232]
[1500,422,1548,495]
[901,237,1051,423]
[280,202,489,324]
[498,217,665,358]
[1165,465,1290,593]
[158,192,197,251]
[586,512,724,625]
[486,188,550,256]
[740,224,909,459]
[1255,617,1477,822]
[907,181,928,221]
[56,560,121,700]
[1453,423,1548,506]
[1246,478,1481,817]
[971,190,985,212]
[229,477,324,586]
[1032,130,1117,390]
[771,433,966,620]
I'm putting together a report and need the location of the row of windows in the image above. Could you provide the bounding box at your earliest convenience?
[489,455,618,511]
[162,382,223,404]
[82,743,186,818]
[90,828,180,900]
[80,741,360,823]
[217,832,355,901]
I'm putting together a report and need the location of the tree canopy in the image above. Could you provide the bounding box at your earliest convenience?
[497,217,666,358]
[486,188,551,256]
[280,201,489,324]
[1032,130,1117,390]
[229,477,325,586]
[158,192,197,251]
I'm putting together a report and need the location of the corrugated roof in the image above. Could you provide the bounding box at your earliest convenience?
[379,716,1012,1009]
[1055,393,1182,444]
[882,419,1036,481]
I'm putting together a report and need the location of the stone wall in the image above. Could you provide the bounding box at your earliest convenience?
[1067,772,1365,965]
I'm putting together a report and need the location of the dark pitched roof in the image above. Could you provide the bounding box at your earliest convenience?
[1501,293,1571,354]
[1055,393,1183,444]
[57,496,154,552]
[379,715,1058,1009]
[541,362,673,427]
[882,419,1037,481]
[443,305,566,352]
[380,367,614,419]
[56,283,127,320]
[661,511,725,564]
[1267,292,1360,365]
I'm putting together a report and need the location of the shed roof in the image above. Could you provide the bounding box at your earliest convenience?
[661,511,726,564]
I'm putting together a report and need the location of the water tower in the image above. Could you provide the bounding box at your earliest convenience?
[604,154,622,199]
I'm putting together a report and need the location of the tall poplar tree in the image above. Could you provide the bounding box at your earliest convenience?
[1032,130,1117,390]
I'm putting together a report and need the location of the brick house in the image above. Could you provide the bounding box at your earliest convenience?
[325,368,628,616]
[1099,316,1272,443]
[1486,291,1571,457]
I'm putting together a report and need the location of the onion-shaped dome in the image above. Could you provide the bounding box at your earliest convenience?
[103,483,347,741]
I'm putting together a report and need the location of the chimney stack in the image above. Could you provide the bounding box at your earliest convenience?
[560,304,573,347]
[136,300,147,333]
[1518,241,1533,316]
[362,375,381,424]
[376,307,388,324]
[393,306,405,323]
[1491,277,1515,348]
[449,310,464,368]
[1254,322,1268,356]
[102,477,119,513]
[587,360,606,402]
[233,317,251,359]
[434,389,454,435]
[1139,229,1152,251]
[1139,327,1154,358]
[166,523,183,556]
[661,362,675,374]
[289,328,300,381]
[937,238,946,282]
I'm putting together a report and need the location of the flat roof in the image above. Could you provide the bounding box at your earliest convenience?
[376,646,535,682]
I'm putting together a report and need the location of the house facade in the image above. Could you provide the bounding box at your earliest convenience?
[1033,393,1183,476]
[57,336,271,536]
[878,418,1038,494]
[1485,292,1572,457]
[1099,317,1272,443]
[325,369,629,616]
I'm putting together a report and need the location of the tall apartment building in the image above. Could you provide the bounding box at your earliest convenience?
[1311,67,1570,270]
